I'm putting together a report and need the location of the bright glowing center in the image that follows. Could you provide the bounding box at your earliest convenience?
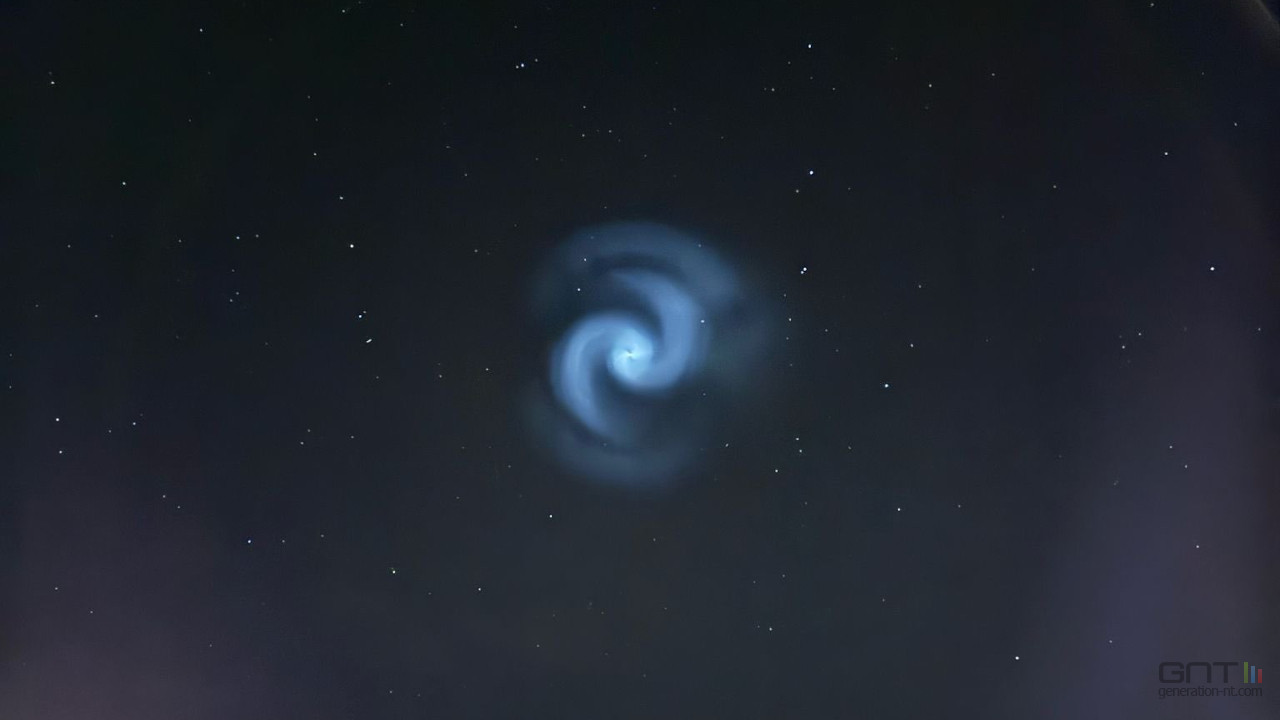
[609,329,655,380]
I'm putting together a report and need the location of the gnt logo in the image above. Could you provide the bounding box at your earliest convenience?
[1158,661,1262,684]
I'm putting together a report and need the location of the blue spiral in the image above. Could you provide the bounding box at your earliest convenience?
[528,222,768,486]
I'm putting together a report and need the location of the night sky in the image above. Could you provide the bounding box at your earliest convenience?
[3,1,1279,718]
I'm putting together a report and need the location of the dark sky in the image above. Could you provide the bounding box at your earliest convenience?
[2,1,1278,718]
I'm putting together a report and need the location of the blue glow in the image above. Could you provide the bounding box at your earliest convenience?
[527,222,770,486]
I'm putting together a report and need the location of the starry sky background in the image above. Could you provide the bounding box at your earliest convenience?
[2,1,1279,718]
